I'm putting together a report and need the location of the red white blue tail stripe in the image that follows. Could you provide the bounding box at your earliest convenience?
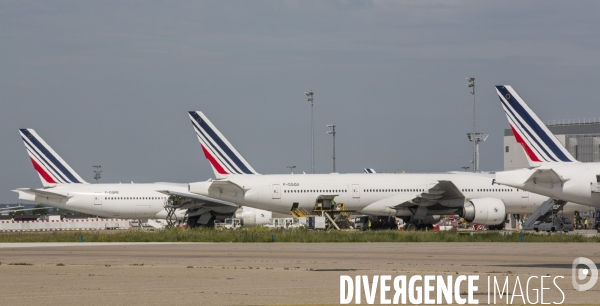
[19,129,88,186]
[188,111,258,177]
[496,85,577,163]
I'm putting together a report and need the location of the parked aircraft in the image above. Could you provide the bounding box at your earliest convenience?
[178,111,590,229]
[13,129,273,226]
[495,85,600,208]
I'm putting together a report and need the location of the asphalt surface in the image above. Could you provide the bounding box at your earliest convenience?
[0,242,598,305]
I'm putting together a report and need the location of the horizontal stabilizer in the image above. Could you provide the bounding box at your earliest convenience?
[496,167,569,190]
[209,180,249,194]
[14,188,70,199]
[525,168,570,185]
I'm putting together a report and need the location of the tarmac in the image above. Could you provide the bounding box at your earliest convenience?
[0,242,598,305]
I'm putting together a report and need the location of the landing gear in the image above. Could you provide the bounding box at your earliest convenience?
[405,221,428,231]
[186,213,216,228]
[405,222,418,231]
[487,223,505,231]
[187,215,200,228]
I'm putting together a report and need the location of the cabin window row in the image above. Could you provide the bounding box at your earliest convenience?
[363,189,424,193]
[105,197,166,200]
[460,189,516,192]
[284,190,347,193]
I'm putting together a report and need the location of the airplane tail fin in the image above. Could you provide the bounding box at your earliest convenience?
[188,111,259,179]
[19,129,88,187]
[495,85,578,166]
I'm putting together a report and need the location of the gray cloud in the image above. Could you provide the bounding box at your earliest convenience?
[2,1,600,202]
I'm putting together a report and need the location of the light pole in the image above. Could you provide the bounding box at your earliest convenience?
[468,77,475,143]
[93,165,102,183]
[461,166,470,172]
[327,124,336,173]
[287,165,296,174]
[466,77,488,172]
[305,91,314,174]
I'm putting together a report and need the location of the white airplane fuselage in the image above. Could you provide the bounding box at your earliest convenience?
[497,163,600,208]
[189,172,589,217]
[16,183,204,219]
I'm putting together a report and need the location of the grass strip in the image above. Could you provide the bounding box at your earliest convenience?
[0,228,598,243]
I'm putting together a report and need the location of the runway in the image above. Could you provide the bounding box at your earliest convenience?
[0,242,598,305]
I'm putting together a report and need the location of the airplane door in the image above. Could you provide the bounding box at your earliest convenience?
[521,190,529,198]
[272,184,281,199]
[352,184,360,198]
[93,193,102,205]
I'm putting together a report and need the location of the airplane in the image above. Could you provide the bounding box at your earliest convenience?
[13,129,274,227]
[494,85,600,208]
[179,111,591,230]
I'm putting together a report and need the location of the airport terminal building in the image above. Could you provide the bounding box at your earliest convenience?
[504,119,600,170]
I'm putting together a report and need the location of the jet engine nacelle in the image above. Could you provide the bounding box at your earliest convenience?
[462,198,506,225]
[235,206,272,227]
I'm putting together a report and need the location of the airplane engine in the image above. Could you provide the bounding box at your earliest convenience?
[461,198,506,225]
[235,206,272,227]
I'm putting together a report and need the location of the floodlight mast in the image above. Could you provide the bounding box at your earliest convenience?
[465,77,487,172]
[287,165,296,174]
[93,165,102,183]
[467,77,475,140]
[327,124,336,172]
[305,91,314,174]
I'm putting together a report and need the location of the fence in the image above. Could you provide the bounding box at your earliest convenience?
[0,218,131,232]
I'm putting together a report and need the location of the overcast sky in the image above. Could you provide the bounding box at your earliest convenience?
[2,1,600,202]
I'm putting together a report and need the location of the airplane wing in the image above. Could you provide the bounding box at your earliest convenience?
[157,190,239,210]
[386,180,464,209]
[14,188,71,199]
